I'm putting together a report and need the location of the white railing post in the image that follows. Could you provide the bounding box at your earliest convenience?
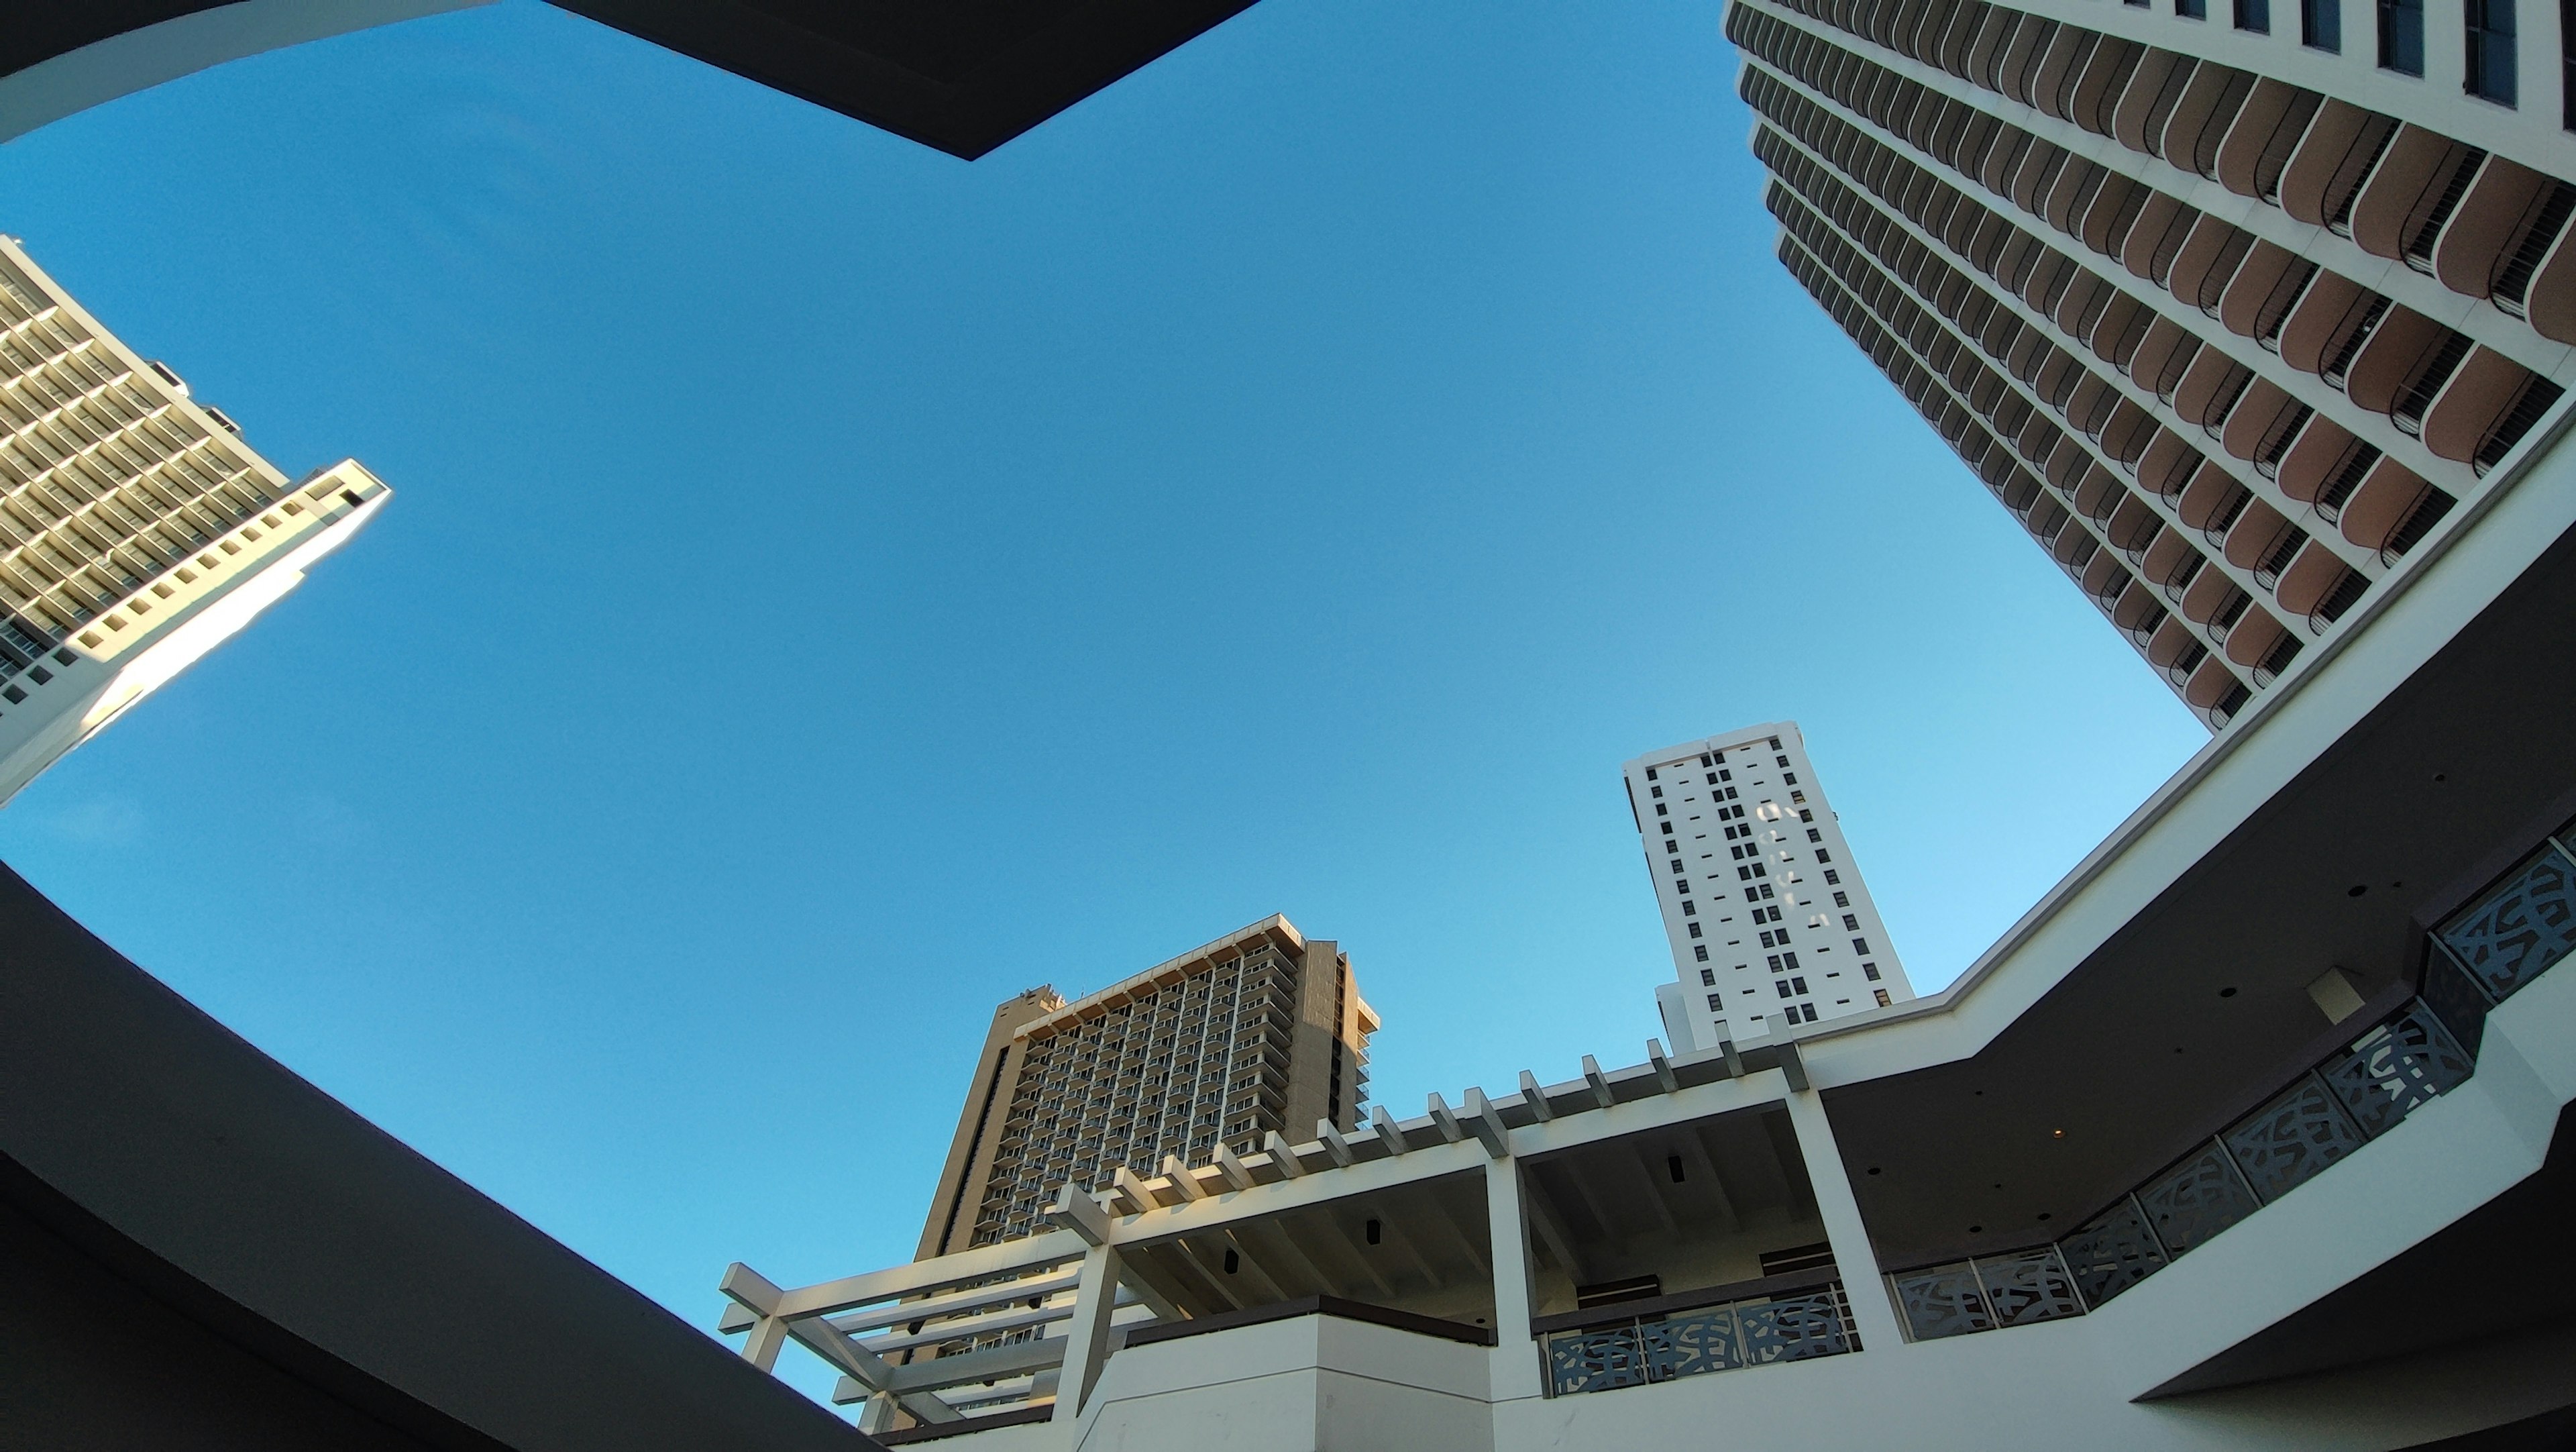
[1484,1153,1546,1401]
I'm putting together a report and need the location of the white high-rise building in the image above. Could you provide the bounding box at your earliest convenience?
[1621,722,1915,1049]
[0,235,390,805]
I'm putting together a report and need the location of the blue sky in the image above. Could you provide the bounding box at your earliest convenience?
[0,0,2202,1395]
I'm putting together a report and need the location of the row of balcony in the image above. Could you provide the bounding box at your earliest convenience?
[1749,0,2576,355]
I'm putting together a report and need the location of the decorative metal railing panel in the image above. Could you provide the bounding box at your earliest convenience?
[1896,817,2574,1344]
[2055,1197,2166,1308]
[1544,1285,1854,1396]
[2436,841,2576,1001]
[2136,1143,2259,1257]
[2223,1076,2367,1201]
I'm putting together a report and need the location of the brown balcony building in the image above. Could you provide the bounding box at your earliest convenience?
[916,916,1377,1257]
[1737,0,2576,726]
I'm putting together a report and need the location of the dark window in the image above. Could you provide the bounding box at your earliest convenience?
[1806,828,1823,843]
[1676,878,1690,892]
[1707,994,1725,1010]
[2305,0,2343,47]
[1823,870,1841,885]
[1645,768,1658,781]
[1699,754,1713,766]
[2237,0,2272,30]
[1790,977,1809,994]
[1776,980,1794,998]
[1833,891,1849,908]
[2381,0,2425,72]
[1816,848,1833,863]
[1767,953,1783,970]
[1864,963,1882,980]
[1853,937,1873,955]
[1688,921,1703,938]
[1655,803,1667,817]
[1700,968,1716,986]
[1783,951,1801,970]
[2179,0,2208,17]
[1706,772,1719,784]
[1670,859,1684,874]
[2467,0,2518,101]
[1650,785,1663,798]
[1774,754,1789,766]
[1875,989,1892,1007]
[1784,773,1799,785]
[1843,913,1860,930]
[1798,808,1813,822]
[2564,0,2575,126]
[1694,945,1709,962]
[1682,900,1695,915]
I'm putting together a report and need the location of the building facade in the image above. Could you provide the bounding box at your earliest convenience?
[1737,0,2576,727]
[1625,723,1916,1051]
[916,916,1377,1257]
[0,236,389,804]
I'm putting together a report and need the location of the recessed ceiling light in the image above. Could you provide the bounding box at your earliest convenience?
[2218,986,2238,998]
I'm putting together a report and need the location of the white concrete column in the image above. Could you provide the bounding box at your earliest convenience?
[1483,1154,1547,1402]
[1783,1088,1910,1352]
[1050,1241,1125,1425]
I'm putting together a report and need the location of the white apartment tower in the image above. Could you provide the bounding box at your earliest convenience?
[1623,723,1915,1049]
[0,236,388,804]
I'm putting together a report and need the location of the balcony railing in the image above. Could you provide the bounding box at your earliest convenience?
[1895,813,2576,1343]
[1538,1273,1858,1396]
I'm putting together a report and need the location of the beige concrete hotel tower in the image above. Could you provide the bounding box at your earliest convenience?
[1737,0,2576,726]
[916,916,1377,1258]
[0,234,388,801]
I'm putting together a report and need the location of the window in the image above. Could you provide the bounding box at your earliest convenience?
[1645,767,1658,781]
[1650,784,1663,798]
[2304,0,2343,47]
[1776,980,1794,998]
[1708,994,1725,1010]
[2467,0,2518,101]
[1782,951,1800,970]
[1670,858,1685,874]
[1874,989,1893,1007]
[1705,772,1720,784]
[1681,900,1695,915]
[1806,828,1823,843]
[1700,968,1716,986]
[1655,802,1668,817]
[1842,913,1860,931]
[1699,754,1713,766]
[1784,773,1799,786]
[1854,937,1874,955]
[2236,0,2271,30]
[1766,953,1783,971]
[1833,890,1849,908]
[2381,0,2424,71]
[1815,848,1833,863]
[1694,945,1710,962]
[1823,870,1841,885]
[1676,878,1690,893]
[1798,808,1813,822]
[1688,921,1703,938]
[2178,0,2207,16]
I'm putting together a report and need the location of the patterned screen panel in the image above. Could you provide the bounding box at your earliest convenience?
[1894,1263,1989,1341]
[2056,1196,2167,1308]
[2224,1076,2365,1202]
[2437,843,2576,1000]
[2137,1143,2259,1258]
[1978,1248,2084,1327]
[2322,1005,2473,1137]
[1544,1287,1854,1395]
